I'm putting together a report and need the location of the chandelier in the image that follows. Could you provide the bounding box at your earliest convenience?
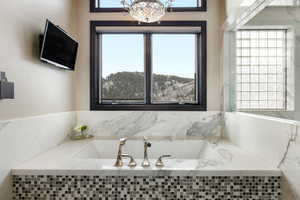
[121,0,174,23]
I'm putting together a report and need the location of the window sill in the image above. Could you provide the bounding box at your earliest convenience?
[91,104,207,111]
[237,109,288,112]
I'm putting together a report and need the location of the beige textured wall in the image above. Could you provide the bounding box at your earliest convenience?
[74,0,226,111]
[0,0,77,120]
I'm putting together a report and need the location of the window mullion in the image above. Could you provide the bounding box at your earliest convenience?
[196,33,202,105]
[145,33,152,105]
[98,34,102,104]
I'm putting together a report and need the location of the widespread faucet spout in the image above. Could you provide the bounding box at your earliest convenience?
[114,138,127,167]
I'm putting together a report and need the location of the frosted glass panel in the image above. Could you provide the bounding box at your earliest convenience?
[236,29,287,110]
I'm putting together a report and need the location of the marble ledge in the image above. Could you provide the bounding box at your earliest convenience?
[11,168,281,177]
[10,138,282,178]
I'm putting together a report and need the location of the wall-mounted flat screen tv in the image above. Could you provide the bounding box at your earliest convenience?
[40,20,78,70]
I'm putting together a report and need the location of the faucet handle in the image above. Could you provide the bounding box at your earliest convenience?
[155,155,171,168]
[143,136,148,141]
[119,137,127,144]
[143,137,152,147]
[122,154,137,168]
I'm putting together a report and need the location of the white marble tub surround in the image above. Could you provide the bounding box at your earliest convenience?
[279,126,300,200]
[225,112,297,167]
[12,139,281,177]
[225,112,300,200]
[76,111,224,137]
[0,112,76,199]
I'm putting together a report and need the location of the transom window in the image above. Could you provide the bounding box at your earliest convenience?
[90,0,207,12]
[90,21,207,111]
[236,29,287,110]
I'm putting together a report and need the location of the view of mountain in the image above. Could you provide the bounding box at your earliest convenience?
[102,72,195,103]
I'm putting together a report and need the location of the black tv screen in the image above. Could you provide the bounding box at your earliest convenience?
[40,20,78,70]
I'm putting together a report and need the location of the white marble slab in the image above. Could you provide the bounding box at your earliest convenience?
[0,112,76,199]
[12,139,281,177]
[76,111,223,138]
[12,168,281,177]
[225,112,300,200]
[225,112,294,167]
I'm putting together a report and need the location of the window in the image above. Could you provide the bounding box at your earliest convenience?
[101,34,145,104]
[96,0,122,8]
[90,0,207,12]
[236,29,287,110]
[152,34,197,104]
[90,21,207,111]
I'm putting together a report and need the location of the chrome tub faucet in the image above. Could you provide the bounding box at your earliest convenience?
[142,137,152,167]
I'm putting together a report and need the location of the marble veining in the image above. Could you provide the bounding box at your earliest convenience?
[225,112,300,200]
[95,112,158,137]
[277,124,299,168]
[12,139,281,177]
[217,148,234,162]
[195,144,233,169]
[196,158,221,168]
[77,111,223,138]
[186,113,223,137]
[279,122,300,168]
[279,124,300,200]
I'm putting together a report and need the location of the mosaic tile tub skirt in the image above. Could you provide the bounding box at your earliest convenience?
[13,175,281,200]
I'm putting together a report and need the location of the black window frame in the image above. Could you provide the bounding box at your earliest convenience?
[90,0,207,12]
[90,21,207,111]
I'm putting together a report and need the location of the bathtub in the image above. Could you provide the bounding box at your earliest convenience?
[12,138,280,176]
[12,138,282,199]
